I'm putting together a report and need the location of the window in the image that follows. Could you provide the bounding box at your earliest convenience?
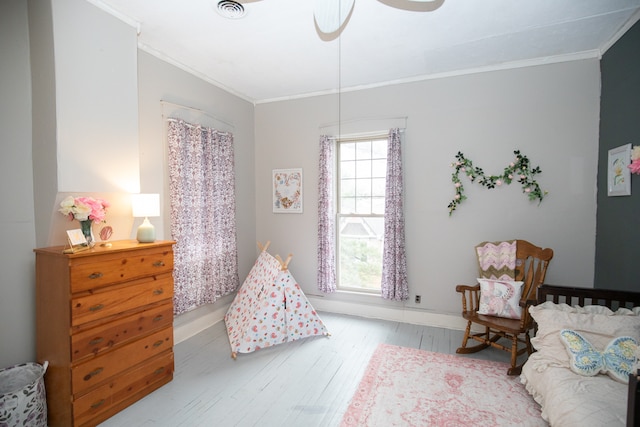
[337,136,387,291]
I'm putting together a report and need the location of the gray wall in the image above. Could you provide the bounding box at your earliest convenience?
[255,60,601,316]
[0,0,37,368]
[595,20,640,291]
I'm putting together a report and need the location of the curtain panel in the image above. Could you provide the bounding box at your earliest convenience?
[381,128,409,300]
[317,135,337,293]
[167,118,239,315]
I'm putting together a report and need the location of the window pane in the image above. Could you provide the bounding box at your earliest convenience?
[338,216,384,290]
[372,197,385,214]
[372,178,385,197]
[371,139,387,159]
[341,142,356,161]
[340,178,355,197]
[341,160,355,179]
[355,141,371,160]
[372,159,386,177]
[355,197,371,214]
[355,159,371,178]
[356,179,372,197]
[341,197,355,214]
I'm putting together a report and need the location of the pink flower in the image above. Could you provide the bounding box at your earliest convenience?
[508,174,513,180]
[455,182,461,188]
[629,159,640,175]
[525,188,531,193]
[59,196,109,223]
[455,194,460,200]
[520,174,526,180]
[510,162,515,167]
[496,180,502,186]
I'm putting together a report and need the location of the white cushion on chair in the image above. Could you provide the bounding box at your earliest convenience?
[477,278,524,319]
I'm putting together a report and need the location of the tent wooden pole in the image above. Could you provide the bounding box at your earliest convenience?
[257,240,271,252]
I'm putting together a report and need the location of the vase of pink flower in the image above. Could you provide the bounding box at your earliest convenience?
[59,196,109,247]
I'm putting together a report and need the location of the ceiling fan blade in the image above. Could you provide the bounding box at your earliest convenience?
[376,0,444,12]
[314,0,356,34]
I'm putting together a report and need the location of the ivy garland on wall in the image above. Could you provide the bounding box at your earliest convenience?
[448,150,547,215]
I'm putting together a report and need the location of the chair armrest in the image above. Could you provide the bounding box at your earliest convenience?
[456,284,481,313]
[456,284,480,293]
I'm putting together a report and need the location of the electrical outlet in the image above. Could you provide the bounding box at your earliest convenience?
[415,295,421,304]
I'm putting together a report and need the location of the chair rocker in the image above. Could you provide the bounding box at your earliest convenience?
[455,239,553,375]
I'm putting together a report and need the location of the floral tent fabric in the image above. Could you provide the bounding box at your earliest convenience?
[224,247,329,358]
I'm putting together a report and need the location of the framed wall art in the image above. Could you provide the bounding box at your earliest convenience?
[608,143,632,197]
[273,168,303,213]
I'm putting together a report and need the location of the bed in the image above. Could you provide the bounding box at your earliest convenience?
[521,284,640,427]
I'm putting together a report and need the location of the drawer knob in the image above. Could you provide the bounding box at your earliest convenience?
[153,367,165,375]
[89,304,104,312]
[153,340,164,348]
[84,367,104,381]
[89,337,104,346]
[153,261,165,267]
[91,399,106,410]
[153,289,164,296]
[88,272,103,279]
[152,315,164,322]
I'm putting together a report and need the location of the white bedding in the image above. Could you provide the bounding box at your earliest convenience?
[520,302,640,426]
[521,353,628,426]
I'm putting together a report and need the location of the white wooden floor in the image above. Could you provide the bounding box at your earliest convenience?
[99,312,517,427]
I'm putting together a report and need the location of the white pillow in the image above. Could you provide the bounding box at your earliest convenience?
[529,302,640,369]
[477,278,524,319]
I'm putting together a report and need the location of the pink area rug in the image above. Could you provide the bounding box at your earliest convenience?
[341,344,546,427]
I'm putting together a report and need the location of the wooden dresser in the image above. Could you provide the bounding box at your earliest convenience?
[35,240,175,427]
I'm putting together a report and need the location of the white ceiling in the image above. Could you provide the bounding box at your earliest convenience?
[89,0,640,104]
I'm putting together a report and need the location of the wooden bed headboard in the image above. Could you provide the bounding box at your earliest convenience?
[535,284,640,427]
[537,284,640,310]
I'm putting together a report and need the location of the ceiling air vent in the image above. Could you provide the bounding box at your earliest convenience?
[216,0,246,19]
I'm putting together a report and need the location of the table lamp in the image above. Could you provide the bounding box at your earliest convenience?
[131,193,160,243]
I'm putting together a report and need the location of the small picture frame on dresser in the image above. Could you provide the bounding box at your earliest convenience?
[64,229,90,253]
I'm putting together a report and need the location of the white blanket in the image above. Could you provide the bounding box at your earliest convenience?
[521,353,627,426]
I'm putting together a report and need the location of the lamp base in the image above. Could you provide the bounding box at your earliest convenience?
[136,217,156,243]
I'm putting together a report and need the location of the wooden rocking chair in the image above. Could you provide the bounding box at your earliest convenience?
[455,239,553,375]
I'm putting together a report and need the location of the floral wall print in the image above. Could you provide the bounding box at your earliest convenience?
[273,168,303,213]
[608,143,631,196]
[448,150,547,215]
[629,145,640,175]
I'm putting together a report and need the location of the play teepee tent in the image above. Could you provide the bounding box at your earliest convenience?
[224,242,329,358]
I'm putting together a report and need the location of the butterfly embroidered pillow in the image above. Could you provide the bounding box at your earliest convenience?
[477,279,524,319]
[559,329,638,383]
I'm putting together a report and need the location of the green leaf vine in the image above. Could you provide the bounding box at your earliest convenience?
[448,150,547,216]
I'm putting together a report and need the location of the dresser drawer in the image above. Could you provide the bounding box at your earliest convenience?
[71,303,173,362]
[73,351,174,427]
[72,326,173,394]
[69,246,173,293]
[71,273,173,327]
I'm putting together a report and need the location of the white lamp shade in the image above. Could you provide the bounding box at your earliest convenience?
[131,193,160,218]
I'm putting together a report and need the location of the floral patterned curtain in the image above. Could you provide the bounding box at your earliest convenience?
[317,135,337,293]
[381,128,409,300]
[167,118,239,315]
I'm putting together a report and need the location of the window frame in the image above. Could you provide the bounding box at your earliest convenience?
[335,133,388,293]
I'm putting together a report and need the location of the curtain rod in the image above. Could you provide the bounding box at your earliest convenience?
[318,116,408,136]
[160,100,235,130]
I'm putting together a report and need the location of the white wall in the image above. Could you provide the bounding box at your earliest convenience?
[255,60,601,319]
[53,0,140,194]
[0,0,38,368]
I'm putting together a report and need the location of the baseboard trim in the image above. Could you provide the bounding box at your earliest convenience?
[173,294,471,345]
[307,296,470,331]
